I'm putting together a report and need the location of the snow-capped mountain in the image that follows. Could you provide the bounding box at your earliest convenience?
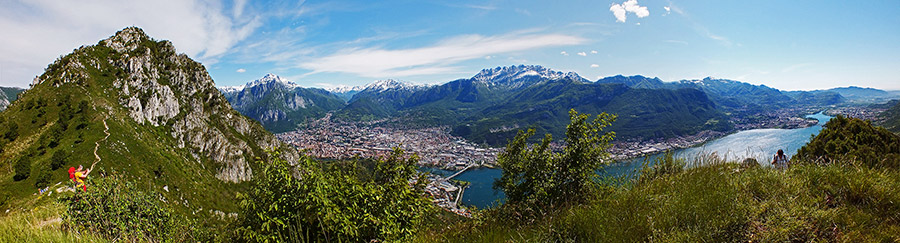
[472,65,589,90]
[248,73,300,88]
[326,85,365,94]
[218,74,345,133]
[363,79,425,92]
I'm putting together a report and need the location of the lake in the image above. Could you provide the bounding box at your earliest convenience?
[444,112,834,208]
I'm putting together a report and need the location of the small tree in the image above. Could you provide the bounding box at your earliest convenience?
[495,109,616,210]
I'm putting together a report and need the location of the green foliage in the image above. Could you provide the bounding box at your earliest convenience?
[3,121,18,141]
[13,157,31,181]
[637,151,685,184]
[33,170,51,189]
[50,149,67,170]
[62,173,176,242]
[237,149,435,242]
[795,115,900,168]
[495,109,616,214]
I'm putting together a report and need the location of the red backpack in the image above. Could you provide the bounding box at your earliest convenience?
[68,167,77,182]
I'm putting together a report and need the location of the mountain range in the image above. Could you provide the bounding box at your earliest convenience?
[218,65,899,146]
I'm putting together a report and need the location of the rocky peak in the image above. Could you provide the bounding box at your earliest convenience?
[364,79,421,92]
[246,73,298,88]
[35,27,296,182]
[472,65,589,89]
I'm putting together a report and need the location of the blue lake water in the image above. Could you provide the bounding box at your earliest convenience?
[442,112,834,208]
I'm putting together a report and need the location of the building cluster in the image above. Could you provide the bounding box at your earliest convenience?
[420,173,472,217]
[608,130,726,160]
[729,108,821,130]
[276,114,501,169]
[826,107,888,122]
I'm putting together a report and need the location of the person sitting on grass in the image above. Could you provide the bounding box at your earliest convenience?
[771,149,788,169]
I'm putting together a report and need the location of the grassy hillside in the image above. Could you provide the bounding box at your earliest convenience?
[0,27,293,242]
[417,160,900,242]
[418,112,900,242]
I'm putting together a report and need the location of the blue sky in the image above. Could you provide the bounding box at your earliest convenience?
[1,0,899,91]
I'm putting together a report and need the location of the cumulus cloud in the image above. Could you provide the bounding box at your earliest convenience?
[299,31,586,78]
[610,0,649,23]
[591,50,598,54]
[560,51,570,56]
[0,0,260,87]
[577,52,587,56]
[663,6,671,16]
[236,68,246,73]
[590,64,600,68]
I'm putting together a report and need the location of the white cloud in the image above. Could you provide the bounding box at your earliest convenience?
[591,50,598,54]
[560,51,570,56]
[590,64,600,68]
[610,0,649,23]
[577,52,587,56]
[663,6,671,16]
[0,0,261,87]
[236,68,246,73]
[299,31,586,78]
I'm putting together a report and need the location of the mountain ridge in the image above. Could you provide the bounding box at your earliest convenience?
[1,27,296,215]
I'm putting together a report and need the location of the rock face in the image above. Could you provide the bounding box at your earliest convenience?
[0,87,24,111]
[219,74,346,133]
[32,27,295,182]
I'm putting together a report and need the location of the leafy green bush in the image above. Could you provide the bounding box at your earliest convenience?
[236,149,434,242]
[34,170,51,189]
[3,122,18,141]
[50,149,67,170]
[13,157,31,181]
[62,173,175,242]
[795,115,900,168]
[494,109,616,214]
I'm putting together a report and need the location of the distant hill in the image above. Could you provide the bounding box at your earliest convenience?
[0,27,295,214]
[0,87,25,111]
[878,99,900,133]
[453,78,730,145]
[219,74,345,133]
[675,77,795,111]
[826,86,898,103]
[782,90,845,107]
[599,76,846,109]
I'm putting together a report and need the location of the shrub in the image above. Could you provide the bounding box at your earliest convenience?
[795,115,900,168]
[494,109,616,213]
[13,157,31,181]
[61,173,174,242]
[3,122,18,141]
[50,149,67,170]
[236,149,434,242]
[34,170,51,189]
